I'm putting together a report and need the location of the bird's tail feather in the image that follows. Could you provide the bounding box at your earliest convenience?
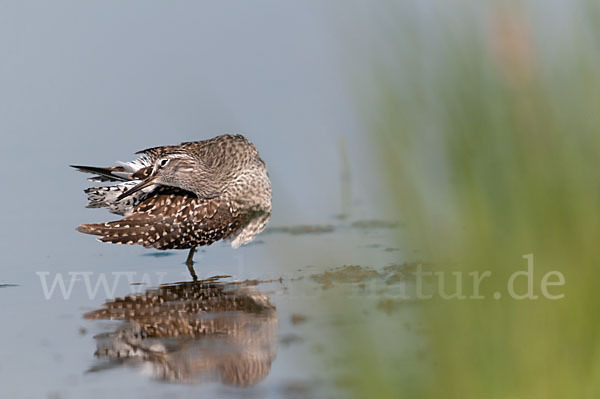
[83,183,138,215]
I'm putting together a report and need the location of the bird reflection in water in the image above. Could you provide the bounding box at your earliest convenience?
[84,277,278,387]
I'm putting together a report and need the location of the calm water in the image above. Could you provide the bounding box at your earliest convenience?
[0,2,418,398]
[0,213,409,398]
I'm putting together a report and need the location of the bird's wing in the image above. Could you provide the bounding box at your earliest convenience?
[134,144,180,158]
[76,187,245,250]
[70,165,130,182]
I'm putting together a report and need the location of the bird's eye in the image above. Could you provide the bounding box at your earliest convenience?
[159,159,169,167]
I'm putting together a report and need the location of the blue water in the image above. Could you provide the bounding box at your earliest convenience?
[0,2,409,398]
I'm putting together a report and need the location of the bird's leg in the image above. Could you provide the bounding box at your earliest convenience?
[186,247,198,281]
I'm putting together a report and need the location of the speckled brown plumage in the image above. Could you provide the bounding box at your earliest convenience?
[77,186,251,250]
[72,134,272,260]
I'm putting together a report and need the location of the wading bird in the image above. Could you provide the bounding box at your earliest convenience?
[72,134,272,279]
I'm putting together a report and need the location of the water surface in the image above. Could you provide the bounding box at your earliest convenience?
[0,2,417,397]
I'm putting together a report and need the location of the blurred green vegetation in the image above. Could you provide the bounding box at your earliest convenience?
[352,1,600,397]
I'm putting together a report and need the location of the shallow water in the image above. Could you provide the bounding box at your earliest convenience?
[0,2,419,397]
[1,215,416,398]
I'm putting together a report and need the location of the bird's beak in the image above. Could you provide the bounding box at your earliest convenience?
[117,177,157,201]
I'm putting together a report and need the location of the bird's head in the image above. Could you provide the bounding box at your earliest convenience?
[116,135,269,206]
[117,153,217,201]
